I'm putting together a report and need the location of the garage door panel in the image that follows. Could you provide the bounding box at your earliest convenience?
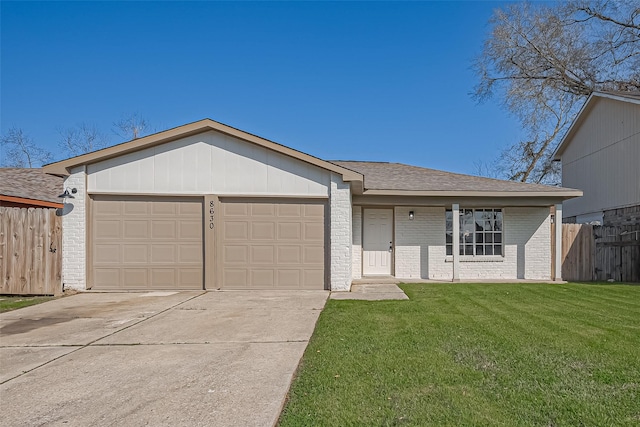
[179,269,202,288]
[94,269,120,287]
[123,269,148,287]
[95,221,120,239]
[224,222,248,240]
[277,223,301,240]
[251,270,274,287]
[251,246,275,264]
[277,246,301,264]
[124,220,149,239]
[123,245,148,263]
[303,269,324,288]
[219,199,325,290]
[224,246,248,263]
[95,201,120,215]
[94,245,121,264]
[278,204,301,217]
[151,245,176,263]
[277,270,301,288]
[151,269,175,287]
[303,246,324,264]
[224,269,248,288]
[179,202,201,215]
[252,222,275,239]
[304,223,324,240]
[123,201,148,215]
[151,201,178,215]
[224,203,248,216]
[92,196,203,290]
[179,245,202,263]
[251,204,275,216]
[179,220,202,239]
[304,204,324,217]
[151,221,176,238]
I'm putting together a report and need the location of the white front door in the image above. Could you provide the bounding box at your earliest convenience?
[363,209,393,275]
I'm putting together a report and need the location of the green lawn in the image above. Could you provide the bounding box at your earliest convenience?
[0,295,56,313]
[279,283,640,426]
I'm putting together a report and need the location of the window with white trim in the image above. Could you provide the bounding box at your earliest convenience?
[446,209,503,256]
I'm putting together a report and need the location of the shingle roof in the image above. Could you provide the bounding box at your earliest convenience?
[0,168,64,204]
[330,161,574,193]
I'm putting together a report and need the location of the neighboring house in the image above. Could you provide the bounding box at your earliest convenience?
[553,91,640,226]
[43,119,581,292]
[0,168,64,209]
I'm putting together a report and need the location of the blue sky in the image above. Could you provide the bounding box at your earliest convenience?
[1,1,521,174]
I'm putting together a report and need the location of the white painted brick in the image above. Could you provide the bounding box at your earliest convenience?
[394,207,444,279]
[393,206,551,281]
[329,174,352,291]
[61,166,87,290]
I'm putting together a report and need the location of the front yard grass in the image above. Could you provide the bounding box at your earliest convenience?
[279,283,640,426]
[0,295,56,313]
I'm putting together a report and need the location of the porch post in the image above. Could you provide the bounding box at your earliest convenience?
[554,203,563,281]
[452,203,460,282]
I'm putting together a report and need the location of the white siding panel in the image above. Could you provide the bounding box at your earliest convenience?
[562,98,640,218]
[87,131,330,196]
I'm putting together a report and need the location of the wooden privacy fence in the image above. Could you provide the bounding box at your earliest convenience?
[562,223,640,282]
[0,207,62,295]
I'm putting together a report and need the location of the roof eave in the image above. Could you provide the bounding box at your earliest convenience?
[362,189,583,199]
[0,194,64,208]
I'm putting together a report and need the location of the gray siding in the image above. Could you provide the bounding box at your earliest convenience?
[562,97,640,219]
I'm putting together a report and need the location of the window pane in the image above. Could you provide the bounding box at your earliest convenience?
[476,233,483,243]
[494,233,502,243]
[485,220,493,231]
[476,245,484,255]
[446,232,452,244]
[485,245,493,255]
[494,218,502,231]
[494,245,502,256]
[446,245,452,256]
[464,233,473,244]
[486,233,493,243]
[475,219,484,231]
[465,245,473,255]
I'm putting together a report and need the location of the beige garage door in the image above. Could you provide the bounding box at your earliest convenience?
[218,198,326,290]
[91,196,203,290]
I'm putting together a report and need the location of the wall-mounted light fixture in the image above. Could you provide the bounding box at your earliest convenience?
[58,188,77,199]
[409,211,414,220]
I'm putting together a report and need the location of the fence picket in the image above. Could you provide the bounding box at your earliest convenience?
[0,207,62,295]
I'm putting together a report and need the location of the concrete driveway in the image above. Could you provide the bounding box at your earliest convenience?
[0,290,327,426]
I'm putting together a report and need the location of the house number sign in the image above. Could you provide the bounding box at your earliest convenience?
[209,201,214,229]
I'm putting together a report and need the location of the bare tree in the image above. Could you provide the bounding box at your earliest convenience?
[58,123,109,157]
[0,127,53,168]
[113,113,151,140]
[474,0,640,184]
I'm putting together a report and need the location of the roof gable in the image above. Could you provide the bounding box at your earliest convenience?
[553,91,640,160]
[43,119,363,184]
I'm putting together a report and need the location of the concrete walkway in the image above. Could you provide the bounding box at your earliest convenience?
[0,290,328,426]
[330,284,409,300]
